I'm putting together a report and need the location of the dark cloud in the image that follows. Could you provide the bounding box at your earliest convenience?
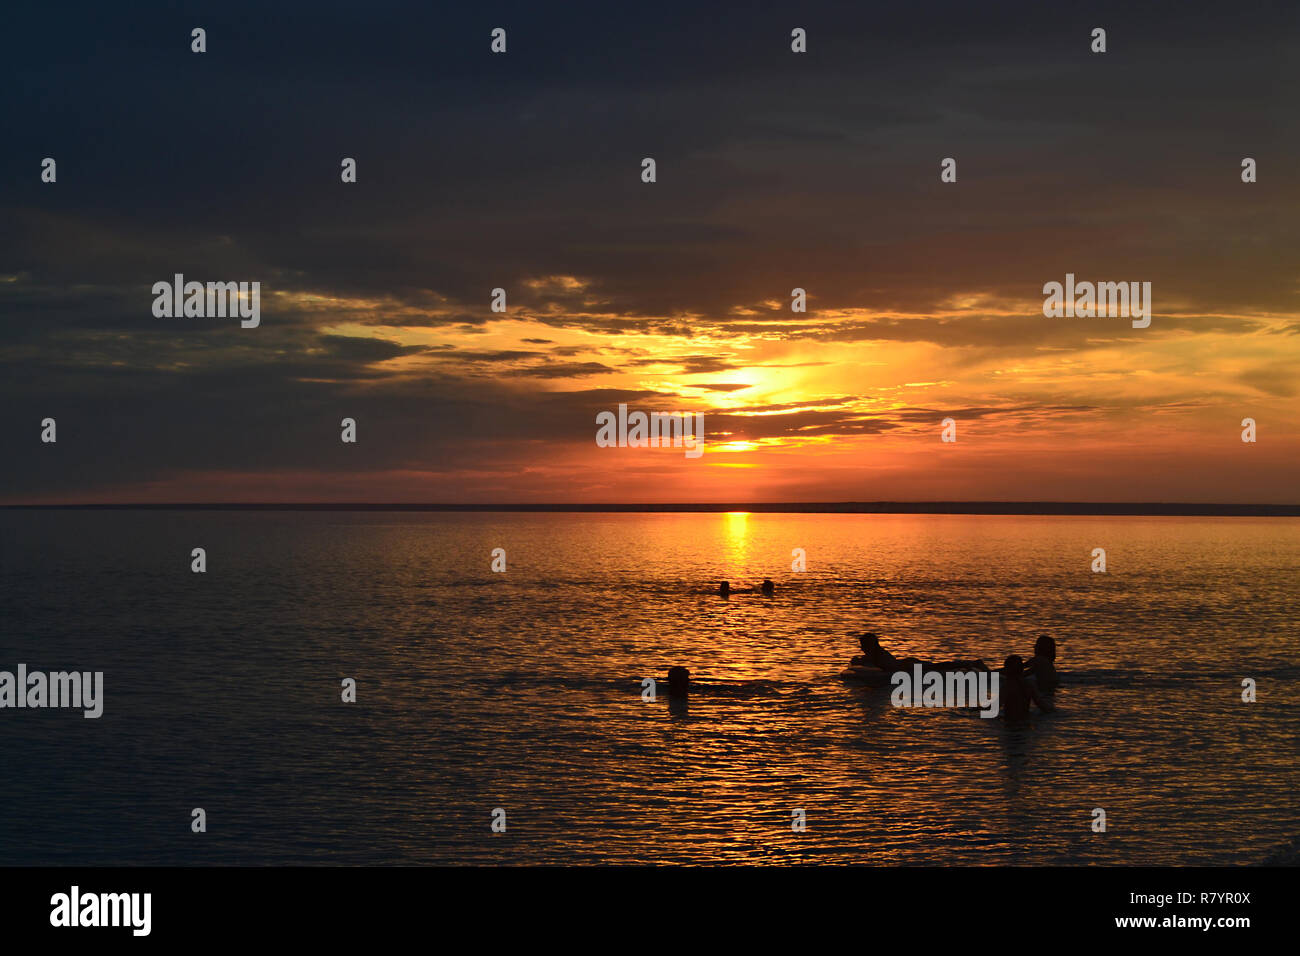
[505,361,617,379]
[316,334,425,362]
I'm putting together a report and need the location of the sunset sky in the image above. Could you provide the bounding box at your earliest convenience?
[3,1,1298,503]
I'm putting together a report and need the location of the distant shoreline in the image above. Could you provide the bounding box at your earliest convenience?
[3,502,1298,516]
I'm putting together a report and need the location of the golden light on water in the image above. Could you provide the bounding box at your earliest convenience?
[723,511,751,565]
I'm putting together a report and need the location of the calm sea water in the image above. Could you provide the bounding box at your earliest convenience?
[1,511,1297,865]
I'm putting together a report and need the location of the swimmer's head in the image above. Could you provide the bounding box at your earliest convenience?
[1004,654,1024,677]
[761,579,774,594]
[718,580,730,595]
[667,666,690,698]
[1034,635,1056,660]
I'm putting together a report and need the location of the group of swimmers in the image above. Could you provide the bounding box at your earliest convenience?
[666,632,1058,721]
[686,582,1059,720]
[718,579,774,597]
[852,632,1059,719]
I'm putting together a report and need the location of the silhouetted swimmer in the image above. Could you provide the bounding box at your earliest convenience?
[761,579,774,596]
[667,666,690,699]
[853,633,901,670]
[1000,654,1053,720]
[1024,635,1059,694]
[852,632,988,673]
[717,579,762,595]
[1001,655,1030,720]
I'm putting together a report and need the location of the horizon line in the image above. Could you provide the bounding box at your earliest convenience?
[2,502,1298,516]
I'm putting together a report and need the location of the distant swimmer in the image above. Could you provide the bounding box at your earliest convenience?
[852,633,989,674]
[716,580,766,596]
[761,579,774,595]
[1000,654,1054,720]
[1023,635,1059,694]
[663,668,773,700]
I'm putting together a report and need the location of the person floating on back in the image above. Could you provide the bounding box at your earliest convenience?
[852,633,989,674]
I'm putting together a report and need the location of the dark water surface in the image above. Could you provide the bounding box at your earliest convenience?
[1,511,1297,864]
